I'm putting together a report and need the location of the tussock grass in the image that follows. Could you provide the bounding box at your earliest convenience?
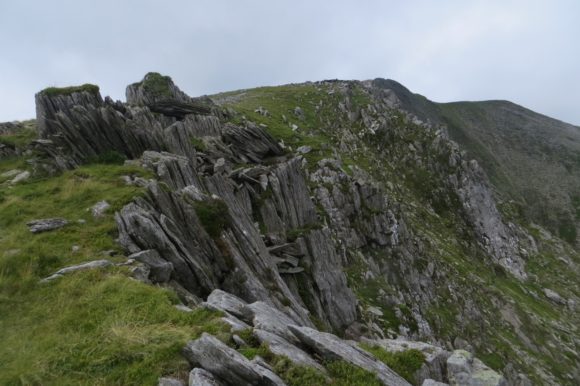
[0,158,229,385]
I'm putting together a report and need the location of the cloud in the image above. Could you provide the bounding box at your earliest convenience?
[0,0,578,125]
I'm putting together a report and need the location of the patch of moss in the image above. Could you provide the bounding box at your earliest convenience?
[360,344,425,383]
[193,198,231,238]
[141,72,173,98]
[40,84,100,97]
[190,137,207,152]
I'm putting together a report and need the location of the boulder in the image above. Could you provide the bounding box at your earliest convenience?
[183,333,279,386]
[288,325,411,386]
[27,218,68,233]
[91,200,111,217]
[447,350,506,386]
[188,368,222,386]
[205,289,249,320]
[245,302,300,343]
[129,249,174,283]
[158,377,184,386]
[253,329,325,372]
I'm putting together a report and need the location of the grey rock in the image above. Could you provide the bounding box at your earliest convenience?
[183,333,279,386]
[10,170,30,184]
[1,169,21,178]
[91,200,111,217]
[174,304,193,312]
[245,302,300,343]
[41,259,112,282]
[296,145,311,154]
[129,249,174,283]
[158,377,185,386]
[543,288,565,304]
[130,264,151,283]
[250,358,287,386]
[447,350,506,386]
[221,314,251,332]
[288,325,411,386]
[206,289,249,320]
[27,218,68,233]
[253,328,325,371]
[422,380,449,386]
[188,368,222,386]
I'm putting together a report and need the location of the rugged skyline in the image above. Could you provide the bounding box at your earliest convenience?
[1,0,579,125]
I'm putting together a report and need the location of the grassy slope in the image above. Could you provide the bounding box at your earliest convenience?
[0,157,228,385]
[0,122,423,385]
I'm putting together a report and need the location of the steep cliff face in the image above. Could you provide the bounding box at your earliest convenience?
[1,74,578,385]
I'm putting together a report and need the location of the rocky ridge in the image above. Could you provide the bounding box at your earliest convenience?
[2,73,578,384]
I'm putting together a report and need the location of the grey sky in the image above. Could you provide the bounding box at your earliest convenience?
[1,0,579,124]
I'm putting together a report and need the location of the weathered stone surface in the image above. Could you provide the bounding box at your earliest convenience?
[205,289,249,320]
[543,288,565,304]
[222,122,283,163]
[91,200,111,218]
[129,249,174,283]
[188,368,222,386]
[183,333,279,386]
[422,380,449,386]
[158,377,184,386]
[245,302,301,343]
[253,329,325,372]
[27,218,68,233]
[288,325,411,386]
[41,260,112,282]
[447,350,506,386]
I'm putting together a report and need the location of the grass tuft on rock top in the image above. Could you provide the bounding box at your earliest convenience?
[40,84,100,97]
[0,157,230,385]
[141,72,174,98]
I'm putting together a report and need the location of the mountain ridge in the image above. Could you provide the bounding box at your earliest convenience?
[0,73,578,385]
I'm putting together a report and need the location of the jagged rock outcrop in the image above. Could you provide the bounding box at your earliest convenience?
[29,73,567,384]
[126,72,213,118]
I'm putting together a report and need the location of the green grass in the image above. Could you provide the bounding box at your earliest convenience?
[0,270,226,385]
[40,84,100,97]
[360,344,425,383]
[0,157,235,384]
[140,72,173,99]
[0,120,37,148]
[193,198,231,238]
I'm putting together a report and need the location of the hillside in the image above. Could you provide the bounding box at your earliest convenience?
[371,79,580,245]
[0,73,578,385]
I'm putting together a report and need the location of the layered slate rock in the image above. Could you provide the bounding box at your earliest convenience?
[288,325,411,386]
[126,72,213,119]
[183,333,281,386]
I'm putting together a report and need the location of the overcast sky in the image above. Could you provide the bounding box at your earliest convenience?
[0,0,579,124]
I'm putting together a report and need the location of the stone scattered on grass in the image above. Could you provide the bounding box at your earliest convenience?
[27,218,68,233]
